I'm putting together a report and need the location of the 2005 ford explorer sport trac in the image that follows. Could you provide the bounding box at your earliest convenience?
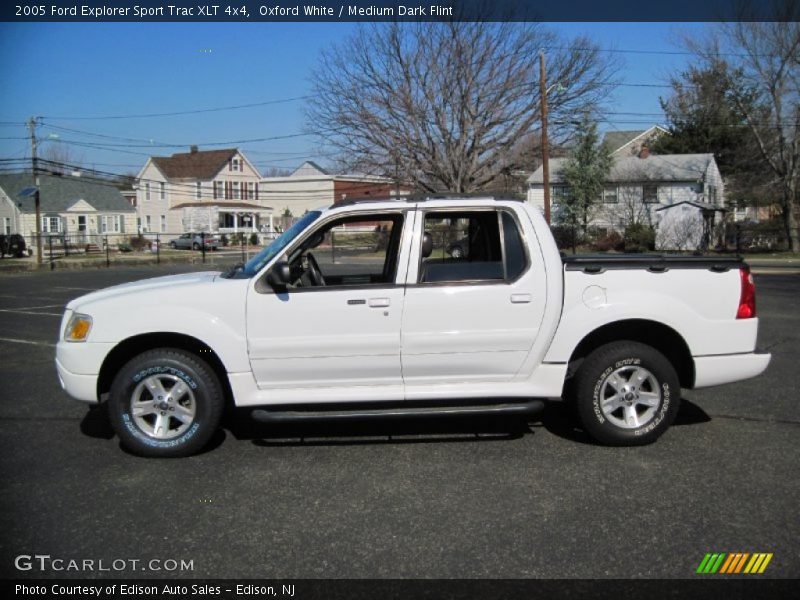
[56,196,771,456]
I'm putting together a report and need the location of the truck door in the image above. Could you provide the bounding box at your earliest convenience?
[400,206,547,384]
[246,210,413,390]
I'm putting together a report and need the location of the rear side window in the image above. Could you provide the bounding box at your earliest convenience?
[502,211,527,281]
[419,209,528,283]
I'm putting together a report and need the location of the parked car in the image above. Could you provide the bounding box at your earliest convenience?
[168,233,218,251]
[56,196,770,457]
[0,234,28,258]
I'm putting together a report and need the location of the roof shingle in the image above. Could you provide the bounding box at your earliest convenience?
[528,154,714,184]
[0,173,134,213]
[151,148,238,180]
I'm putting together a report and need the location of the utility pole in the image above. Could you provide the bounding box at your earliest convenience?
[27,117,43,264]
[539,52,551,225]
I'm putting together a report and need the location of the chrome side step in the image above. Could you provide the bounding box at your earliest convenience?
[251,400,545,423]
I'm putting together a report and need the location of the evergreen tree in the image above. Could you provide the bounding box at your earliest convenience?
[559,114,613,237]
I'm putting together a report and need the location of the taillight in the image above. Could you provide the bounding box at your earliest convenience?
[736,266,756,319]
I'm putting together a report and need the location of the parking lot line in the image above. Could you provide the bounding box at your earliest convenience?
[0,336,55,347]
[0,308,62,316]
[2,304,64,310]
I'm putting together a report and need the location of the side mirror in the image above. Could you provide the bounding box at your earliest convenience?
[267,261,291,288]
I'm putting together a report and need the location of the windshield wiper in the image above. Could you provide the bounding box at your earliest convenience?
[222,262,245,278]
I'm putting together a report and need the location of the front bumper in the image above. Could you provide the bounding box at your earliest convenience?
[56,357,100,403]
[55,341,115,403]
[693,351,771,388]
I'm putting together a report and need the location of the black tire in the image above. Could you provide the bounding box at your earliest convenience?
[192,242,200,251]
[107,349,224,457]
[169,242,177,249]
[573,341,680,446]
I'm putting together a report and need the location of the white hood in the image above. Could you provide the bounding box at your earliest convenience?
[65,271,220,311]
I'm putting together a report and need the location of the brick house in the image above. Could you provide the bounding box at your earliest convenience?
[259,161,409,217]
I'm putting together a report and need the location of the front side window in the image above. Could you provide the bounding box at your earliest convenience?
[145,183,150,201]
[196,182,202,199]
[159,182,165,200]
[243,211,322,276]
[160,215,166,232]
[418,209,528,284]
[279,214,404,290]
[3,217,10,235]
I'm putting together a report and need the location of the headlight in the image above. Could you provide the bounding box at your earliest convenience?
[65,313,93,342]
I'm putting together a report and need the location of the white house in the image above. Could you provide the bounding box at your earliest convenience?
[259,161,407,217]
[527,146,727,250]
[0,172,136,246]
[136,147,272,235]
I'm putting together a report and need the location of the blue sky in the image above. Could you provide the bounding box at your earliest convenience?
[0,21,709,176]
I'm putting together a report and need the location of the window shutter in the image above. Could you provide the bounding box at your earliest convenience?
[255,183,259,201]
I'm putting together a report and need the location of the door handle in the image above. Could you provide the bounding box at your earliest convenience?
[368,298,391,308]
[347,299,366,305]
[510,293,532,304]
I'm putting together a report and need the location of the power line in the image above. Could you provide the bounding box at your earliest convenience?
[541,44,785,60]
[40,95,312,121]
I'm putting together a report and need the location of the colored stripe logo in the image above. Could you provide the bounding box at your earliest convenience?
[696,552,773,574]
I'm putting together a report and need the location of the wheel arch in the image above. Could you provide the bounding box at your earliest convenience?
[97,332,233,406]
[567,319,695,388]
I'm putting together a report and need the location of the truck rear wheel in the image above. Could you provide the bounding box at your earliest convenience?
[107,349,224,457]
[573,341,680,445]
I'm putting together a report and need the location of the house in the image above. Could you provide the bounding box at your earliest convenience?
[259,161,408,217]
[136,146,272,235]
[0,172,136,246]
[602,125,669,157]
[527,146,727,250]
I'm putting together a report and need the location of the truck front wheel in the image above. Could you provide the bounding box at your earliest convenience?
[573,341,681,445]
[107,349,224,457]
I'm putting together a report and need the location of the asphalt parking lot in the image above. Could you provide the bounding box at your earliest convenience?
[0,263,797,580]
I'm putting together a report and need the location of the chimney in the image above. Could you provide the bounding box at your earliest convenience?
[639,145,650,159]
[190,145,199,154]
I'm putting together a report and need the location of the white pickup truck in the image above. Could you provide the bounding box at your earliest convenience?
[56,197,771,456]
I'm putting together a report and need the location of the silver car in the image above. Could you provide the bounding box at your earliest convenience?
[168,233,219,251]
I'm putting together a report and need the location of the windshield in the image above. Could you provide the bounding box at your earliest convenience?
[240,211,322,277]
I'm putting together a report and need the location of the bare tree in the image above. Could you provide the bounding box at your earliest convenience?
[656,210,704,251]
[682,4,800,251]
[306,21,616,193]
[39,144,85,175]
[601,185,656,232]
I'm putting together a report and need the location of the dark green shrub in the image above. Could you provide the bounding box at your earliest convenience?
[624,223,656,253]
